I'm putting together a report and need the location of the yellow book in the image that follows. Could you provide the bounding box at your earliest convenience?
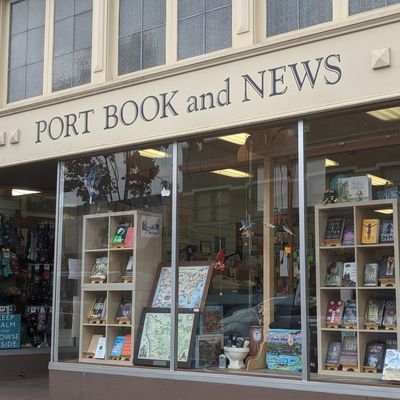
[361,219,380,244]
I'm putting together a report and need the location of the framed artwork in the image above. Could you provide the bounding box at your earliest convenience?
[134,308,198,368]
[151,262,213,311]
[141,215,161,238]
[200,241,211,254]
[199,305,223,334]
[194,334,224,368]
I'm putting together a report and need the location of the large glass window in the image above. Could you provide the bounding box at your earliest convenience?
[7,0,46,103]
[349,0,400,15]
[118,0,166,76]
[178,0,232,60]
[52,0,92,92]
[306,104,400,384]
[266,0,332,37]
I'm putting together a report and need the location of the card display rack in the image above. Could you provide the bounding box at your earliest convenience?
[79,210,162,365]
[315,199,400,378]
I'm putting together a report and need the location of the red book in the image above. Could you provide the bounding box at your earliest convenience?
[121,335,131,357]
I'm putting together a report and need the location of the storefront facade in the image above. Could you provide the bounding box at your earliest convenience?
[1,1,400,399]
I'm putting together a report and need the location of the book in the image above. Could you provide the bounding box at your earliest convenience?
[323,217,345,246]
[110,336,126,358]
[341,262,356,287]
[382,349,400,381]
[124,256,134,276]
[121,334,131,358]
[342,225,354,246]
[363,263,379,287]
[342,300,357,326]
[380,219,394,243]
[85,334,103,356]
[364,299,385,327]
[337,175,371,202]
[383,300,397,327]
[94,336,106,359]
[338,336,358,366]
[325,261,344,287]
[325,341,342,366]
[88,296,107,320]
[111,223,130,246]
[364,342,385,371]
[115,294,132,321]
[91,256,108,279]
[379,256,395,279]
[361,219,380,244]
[325,300,344,326]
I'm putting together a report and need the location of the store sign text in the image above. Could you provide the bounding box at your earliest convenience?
[34,54,342,144]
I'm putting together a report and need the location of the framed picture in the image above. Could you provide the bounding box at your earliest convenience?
[194,334,224,368]
[337,175,371,202]
[151,262,213,311]
[200,241,211,254]
[141,215,161,238]
[134,308,198,368]
[199,305,223,334]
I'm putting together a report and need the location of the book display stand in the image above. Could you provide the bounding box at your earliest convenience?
[79,211,161,365]
[315,199,400,378]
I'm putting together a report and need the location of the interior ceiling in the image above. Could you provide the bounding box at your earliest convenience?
[0,159,58,193]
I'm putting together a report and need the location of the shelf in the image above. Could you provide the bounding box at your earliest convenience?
[315,199,400,377]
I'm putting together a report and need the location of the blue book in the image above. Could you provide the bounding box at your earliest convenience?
[110,336,126,357]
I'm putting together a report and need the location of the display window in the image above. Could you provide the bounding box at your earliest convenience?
[306,104,400,385]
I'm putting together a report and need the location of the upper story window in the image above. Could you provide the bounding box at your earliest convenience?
[266,0,332,37]
[52,0,93,92]
[178,0,232,60]
[8,0,46,103]
[349,0,400,15]
[118,0,166,76]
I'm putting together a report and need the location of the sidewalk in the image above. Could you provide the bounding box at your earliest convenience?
[0,375,49,400]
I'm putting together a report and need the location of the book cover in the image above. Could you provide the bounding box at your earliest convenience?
[380,220,394,243]
[361,219,380,244]
[382,349,400,381]
[363,263,379,287]
[364,299,385,326]
[364,342,385,371]
[94,336,106,359]
[337,175,371,202]
[325,300,344,325]
[379,256,395,279]
[325,341,342,366]
[121,334,131,357]
[323,217,345,245]
[115,294,132,321]
[342,225,354,246]
[91,256,108,279]
[383,300,397,327]
[338,336,358,366]
[342,300,357,326]
[110,336,126,357]
[325,261,344,287]
[124,256,134,275]
[342,262,356,287]
[111,223,130,246]
[88,297,106,319]
[86,334,102,355]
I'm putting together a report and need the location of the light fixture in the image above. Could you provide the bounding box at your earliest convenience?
[325,158,339,167]
[210,169,252,178]
[218,133,250,145]
[12,189,41,196]
[374,209,393,215]
[367,174,392,186]
[366,106,400,121]
[138,149,170,158]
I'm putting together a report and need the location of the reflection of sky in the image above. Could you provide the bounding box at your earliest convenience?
[62,148,179,207]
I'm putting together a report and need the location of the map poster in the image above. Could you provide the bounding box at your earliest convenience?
[134,308,199,368]
[151,263,212,311]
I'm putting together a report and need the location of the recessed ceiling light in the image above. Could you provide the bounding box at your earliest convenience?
[218,133,250,145]
[366,107,400,121]
[210,169,252,178]
[12,189,41,196]
[367,174,392,186]
[325,158,339,167]
[374,209,393,215]
[138,149,170,158]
